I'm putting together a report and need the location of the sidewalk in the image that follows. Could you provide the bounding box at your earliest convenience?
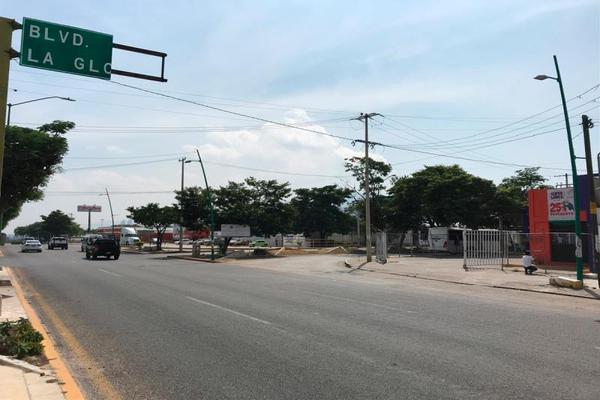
[345,255,600,300]
[0,267,68,400]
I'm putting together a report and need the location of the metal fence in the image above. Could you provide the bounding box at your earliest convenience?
[463,230,509,270]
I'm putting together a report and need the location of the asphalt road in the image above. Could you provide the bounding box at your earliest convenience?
[2,245,599,399]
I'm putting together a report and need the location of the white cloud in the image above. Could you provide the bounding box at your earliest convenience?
[106,145,127,154]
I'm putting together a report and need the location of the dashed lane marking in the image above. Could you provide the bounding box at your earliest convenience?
[98,268,122,277]
[185,296,271,325]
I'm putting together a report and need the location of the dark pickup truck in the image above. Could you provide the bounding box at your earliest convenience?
[85,238,121,260]
[48,236,68,250]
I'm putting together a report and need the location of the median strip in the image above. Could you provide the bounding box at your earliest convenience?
[184,296,271,325]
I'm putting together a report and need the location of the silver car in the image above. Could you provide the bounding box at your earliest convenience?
[22,240,42,253]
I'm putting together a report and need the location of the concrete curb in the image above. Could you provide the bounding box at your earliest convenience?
[0,355,52,377]
[344,258,369,270]
[165,255,220,263]
[342,260,599,300]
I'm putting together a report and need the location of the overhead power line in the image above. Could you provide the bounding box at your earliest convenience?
[109,80,356,142]
[62,156,350,178]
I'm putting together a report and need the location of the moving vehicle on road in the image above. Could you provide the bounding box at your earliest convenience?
[81,234,103,252]
[22,240,42,253]
[48,236,68,250]
[86,238,121,260]
[120,227,141,246]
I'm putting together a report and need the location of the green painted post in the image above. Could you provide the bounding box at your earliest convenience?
[554,55,584,281]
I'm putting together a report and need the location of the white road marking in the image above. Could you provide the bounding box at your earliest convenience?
[301,290,409,313]
[98,269,122,277]
[185,296,271,325]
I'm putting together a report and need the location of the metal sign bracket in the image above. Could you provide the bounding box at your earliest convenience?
[111,42,167,82]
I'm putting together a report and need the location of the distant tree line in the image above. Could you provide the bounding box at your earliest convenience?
[14,210,84,241]
[126,157,546,251]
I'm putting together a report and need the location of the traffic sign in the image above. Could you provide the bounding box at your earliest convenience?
[19,17,113,79]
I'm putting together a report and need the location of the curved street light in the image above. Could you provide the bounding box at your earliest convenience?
[534,55,583,281]
[6,96,76,126]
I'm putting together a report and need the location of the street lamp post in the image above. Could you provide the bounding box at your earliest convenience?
[98,189,116,239]
[186,150,216,261]
[179,157,186,253]
[6,96,75,126]
[535,55,584,280]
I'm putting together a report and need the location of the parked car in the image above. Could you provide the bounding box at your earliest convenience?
[86,238,121,260]
[174,238,193,245]
[48,236,68,250]
[22,240,42,253]
[249,239,268,248]
[81,234,103,252]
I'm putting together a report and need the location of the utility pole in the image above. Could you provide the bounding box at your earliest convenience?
[581,115,597,276]
[179,157,186,253]
[352,112,382,262]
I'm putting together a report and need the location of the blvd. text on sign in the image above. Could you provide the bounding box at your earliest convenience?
[19,17,113,79]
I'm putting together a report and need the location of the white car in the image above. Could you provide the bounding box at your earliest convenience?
[22,240,42,253]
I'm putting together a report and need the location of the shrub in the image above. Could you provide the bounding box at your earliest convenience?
[0,318,44,359]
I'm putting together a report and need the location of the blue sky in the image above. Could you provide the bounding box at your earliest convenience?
[3,0,600,232]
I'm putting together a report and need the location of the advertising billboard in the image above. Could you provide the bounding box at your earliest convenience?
[547,188,574,221]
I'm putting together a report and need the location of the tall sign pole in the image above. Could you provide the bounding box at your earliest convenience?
[77,205,101,233]
[0,18,18,207]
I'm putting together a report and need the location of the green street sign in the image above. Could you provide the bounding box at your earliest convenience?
[19,17,113,80]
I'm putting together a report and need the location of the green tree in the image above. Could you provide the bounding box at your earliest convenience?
[291,185,353,238]
[388,165,498,230]
[126,203,177,250]
[14,211,83,241]
[14,222,45,239]
[0,122,72,230]
[244,177,293,236]
[344,156,394,231]
[344,156,393,196]
[496,167,547,228]
[173,186,211,231]
[213,178,292,254]
[387,175,426,245]
[41,210,83,238]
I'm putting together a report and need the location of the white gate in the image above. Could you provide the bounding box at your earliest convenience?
[463,230,509,270]
[375,231,387,264]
